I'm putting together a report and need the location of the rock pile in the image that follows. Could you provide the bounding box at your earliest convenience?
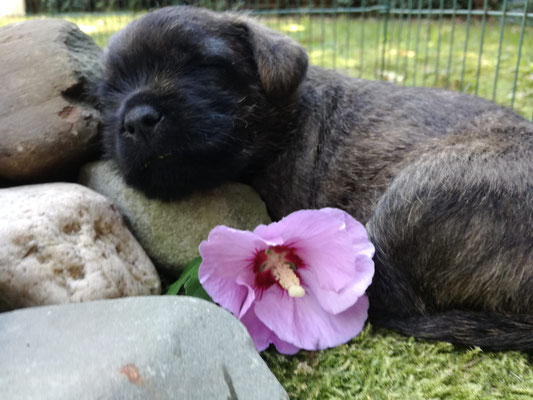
[0,18,285,398]
[0,18,271,311]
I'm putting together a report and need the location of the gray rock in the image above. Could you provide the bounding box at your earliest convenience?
[79,161,271,272]
[0,296,288,400]
[0,19,101,181]
[0,183,161,311]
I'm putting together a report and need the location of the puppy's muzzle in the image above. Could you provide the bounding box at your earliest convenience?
[123,105,162,143]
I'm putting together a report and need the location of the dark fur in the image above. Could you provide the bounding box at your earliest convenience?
[98,6,533,350]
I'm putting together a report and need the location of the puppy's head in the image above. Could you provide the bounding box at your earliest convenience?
[98,6,308,199]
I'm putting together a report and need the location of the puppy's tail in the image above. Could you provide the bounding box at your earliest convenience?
[370,310,533,351]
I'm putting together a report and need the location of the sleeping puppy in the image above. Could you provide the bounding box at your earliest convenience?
[98,6,533,350]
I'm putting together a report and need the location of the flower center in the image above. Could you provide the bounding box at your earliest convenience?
[253,246,306,298]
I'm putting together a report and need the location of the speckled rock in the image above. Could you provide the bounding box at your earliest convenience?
[0,296,288,400]
[0,19,101,181]
[0,183,161,311]
[79,160,271,272]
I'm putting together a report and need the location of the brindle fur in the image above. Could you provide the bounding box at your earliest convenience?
[98,6,533,350]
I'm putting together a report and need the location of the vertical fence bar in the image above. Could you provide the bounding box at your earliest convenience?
[295,0,301,44]
[402,0,414,86]
[434,0,444,86]
[393,0,405,83]
[445,0,458,89]
[380,0,391,79]
[412,0,423,86]
[387,0,396,79]
[345,0,351,73]
[374,2,384,79]
[308,0,313,60]
[321,0,326,67]
[275,0,281,31]
[422,0,432,86]
[492,0,508,101]
[359,0,367,77]
[332,0,338,70]
[384,0,394,74]
[459,0,473,91]
[510,0,529,109]
[474,0,488,96]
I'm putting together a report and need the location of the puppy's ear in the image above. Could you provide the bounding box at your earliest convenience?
[235,16,309,102]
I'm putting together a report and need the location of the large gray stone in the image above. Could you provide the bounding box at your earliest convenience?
[0,296,288,400]
[79,161,271,272]
[0,183,161,311]
[0,19,101,181]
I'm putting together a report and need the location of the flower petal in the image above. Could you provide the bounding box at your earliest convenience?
[199,226,267,317]
[299,208,374,314]
[240,308,301,354]
[300,254,374,314]
[199,226,268,279]
[254,209,358,291]
[254,288,369,350]
[240,308,273,352]
[200,274,251,318]
[320,208,375,259]
[271,335,300,355]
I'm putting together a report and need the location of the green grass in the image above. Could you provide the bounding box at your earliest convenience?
[0,12,531,118]
[265,14,533,120]
[2,10,533,399]
[263,325,533,399]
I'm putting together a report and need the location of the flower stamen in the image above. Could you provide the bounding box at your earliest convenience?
[272,263,306,298]
[258,248,306,298]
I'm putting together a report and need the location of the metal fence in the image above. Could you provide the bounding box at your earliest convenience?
[248,0,533,120]
[1,0,532,119]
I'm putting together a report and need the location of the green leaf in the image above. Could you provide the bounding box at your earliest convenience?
[166,256,213,302]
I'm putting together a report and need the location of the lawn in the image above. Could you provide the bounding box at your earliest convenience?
[272,14,533,120]
[263,326,533,399]
[1,11,532,119]
[2,9,533,399]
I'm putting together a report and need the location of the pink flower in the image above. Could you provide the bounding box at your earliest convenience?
[198,208,375,354]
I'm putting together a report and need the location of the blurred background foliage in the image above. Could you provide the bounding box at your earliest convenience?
[3,0,531,119]
[23,0,533,13]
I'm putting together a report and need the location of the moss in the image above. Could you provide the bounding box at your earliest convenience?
[262,325,533,399]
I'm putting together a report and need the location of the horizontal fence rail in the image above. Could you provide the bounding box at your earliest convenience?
[250,6,533,17]
[0,0,532,119]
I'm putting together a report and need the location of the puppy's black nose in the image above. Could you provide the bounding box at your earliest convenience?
[123,105,162,140]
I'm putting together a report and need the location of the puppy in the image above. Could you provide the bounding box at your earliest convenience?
[98,6,533,350]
